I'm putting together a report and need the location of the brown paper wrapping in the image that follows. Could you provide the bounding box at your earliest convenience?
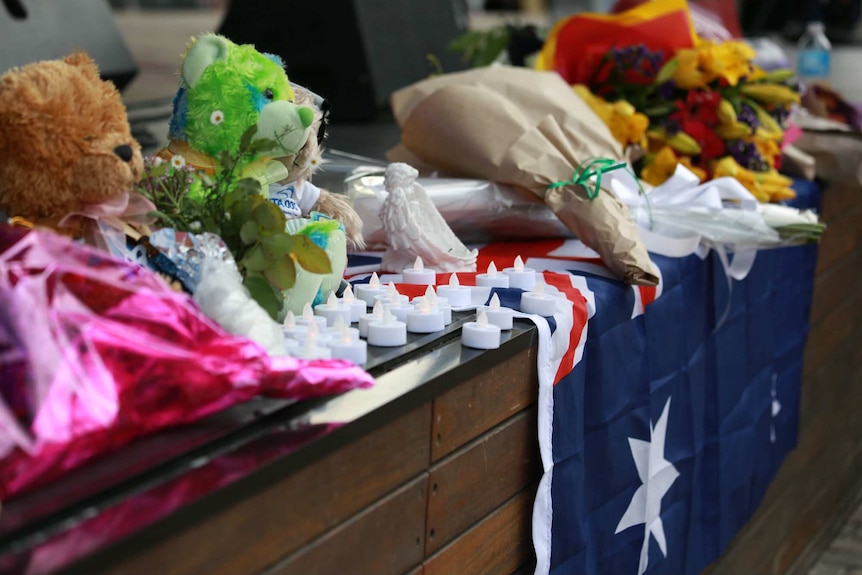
[388,66,659,286]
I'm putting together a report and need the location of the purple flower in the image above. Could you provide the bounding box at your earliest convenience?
[660,115,682,136]
[658,80,676,101]
[771,106,790,128]
[727,139,768,171]
[738,104,760,130]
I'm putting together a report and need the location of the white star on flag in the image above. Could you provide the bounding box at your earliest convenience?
[616,397,680,575]
[770,373,782,444]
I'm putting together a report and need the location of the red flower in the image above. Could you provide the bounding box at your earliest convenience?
[682,119,726,161]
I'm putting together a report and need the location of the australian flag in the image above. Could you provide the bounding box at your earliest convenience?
[347,181,819,575]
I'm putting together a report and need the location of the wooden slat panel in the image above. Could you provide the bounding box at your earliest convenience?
[268,475,429,575]
[404,567,424,575]
[819,181,862,223]
[800,330,862,430]
[426,407,540,554]
[432,347,538,461]
[808,248,862,326]
[106,405,431,575]
[424,489,535,575]
[814,201,862,274]
[802,287,862,376]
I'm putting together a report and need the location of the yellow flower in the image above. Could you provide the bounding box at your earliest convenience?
[671,49,707,89]
[641,146,706,186]
[573,85,648,148]
[641,146,679,186]
[753,137,781,169]
[700,40,756,86]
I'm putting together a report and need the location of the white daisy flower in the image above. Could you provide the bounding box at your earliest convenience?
[171,155,186,169]
[210,110,225,125]
[189,221,202,231]
[151,156,164,167]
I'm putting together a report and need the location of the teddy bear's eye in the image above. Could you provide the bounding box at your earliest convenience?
[83,135,94,142]
[263,88,274,100]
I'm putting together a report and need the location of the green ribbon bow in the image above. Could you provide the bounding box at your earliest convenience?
[546,158,634,199]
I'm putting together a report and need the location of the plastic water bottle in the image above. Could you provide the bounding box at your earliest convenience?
[797,21,832,83]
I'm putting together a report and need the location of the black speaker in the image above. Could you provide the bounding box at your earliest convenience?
[218,0,469,121]
[0,0,138,90]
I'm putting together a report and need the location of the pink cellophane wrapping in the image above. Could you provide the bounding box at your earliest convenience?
[0,225,374,499]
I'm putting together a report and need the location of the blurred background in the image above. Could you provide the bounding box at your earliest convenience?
[1,0,861,159]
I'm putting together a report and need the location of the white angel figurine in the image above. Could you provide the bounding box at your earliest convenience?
[380,163,478,273]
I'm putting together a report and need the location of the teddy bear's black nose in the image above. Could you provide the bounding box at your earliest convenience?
[113,145,134,162]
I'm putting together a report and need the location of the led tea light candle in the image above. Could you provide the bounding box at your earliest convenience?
[436,273,471,309]
[296,302,327,331]
[503,256,536,290]
[406,295,445,333]
[339,284,367,323]
[416,286,452,325]
[520,281,557,316]
[283,337,300,354]
[328,325,368,365]
[358,300,385,338]
[477,293,514,330]
[367,308,407,347]
[387,301,414,323]
[462,310,501,350]
[324,315,360,342]
[355,272,388,307]
[373,282,410,307]
[282,310,308,341]
[314,292,353,327]
[475,261,510,288]
[292,320,332,360]
[401,256,436,285]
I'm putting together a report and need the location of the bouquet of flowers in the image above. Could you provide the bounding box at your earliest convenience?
[536,0,801,203]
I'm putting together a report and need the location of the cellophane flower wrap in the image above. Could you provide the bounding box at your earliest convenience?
[0,225,373,499]
[536,0,801,203]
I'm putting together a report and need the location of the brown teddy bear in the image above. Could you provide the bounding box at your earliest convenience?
[0,52,144,235]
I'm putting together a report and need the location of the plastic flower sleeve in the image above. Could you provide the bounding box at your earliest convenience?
[0,226,373,499]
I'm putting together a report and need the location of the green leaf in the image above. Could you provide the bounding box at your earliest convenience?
[242,244,269,272]
[248,138,279,155]
[239,220,260,245]
[654,58,679,86]
[261,233,294,259]
[291,235,332,274]
[447,31,481,53]
[236,177,263,196]
[243,274,281,319]
[253,201,286,233]
[642,104,677,116]
[240,125,258,150]
[220,150,237,171]
[264,256,297,290]
[148,162,169,178]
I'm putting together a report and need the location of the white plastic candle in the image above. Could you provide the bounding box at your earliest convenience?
[416,285,452,325]
[355,272,388,307]
[295,302,327,331]
[373,282,410,307]
[324,315,360,342]
[282,310,309,341]
[462,310,501,350]
[358,300,385,338]
[314,292,353,327]
[401,256,436,285]
[436,273,472,309]
[291,319,332,360]
[520,281,557,316]
[387,301,414,323]
[475,261,510,288]
[367,308,407,347]
[339,284,366,323]
[503,256,536,290]
[328,325,367,365]
[477,293,514,330]
[406,295,445,333]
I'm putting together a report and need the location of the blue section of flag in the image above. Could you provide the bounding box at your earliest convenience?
[547,179,818,574]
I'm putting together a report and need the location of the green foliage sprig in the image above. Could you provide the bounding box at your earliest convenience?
[137,126,332,319]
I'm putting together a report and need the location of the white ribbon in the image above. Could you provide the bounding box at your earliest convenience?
[605,164,762,282]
